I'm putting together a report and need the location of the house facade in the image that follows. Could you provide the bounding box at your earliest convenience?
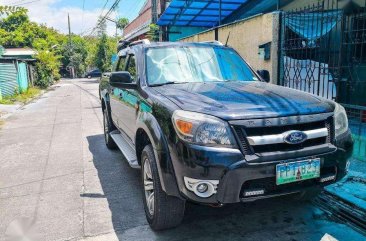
[123,0,167,41]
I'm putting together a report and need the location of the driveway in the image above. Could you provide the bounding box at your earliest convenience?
[0,78,365,241]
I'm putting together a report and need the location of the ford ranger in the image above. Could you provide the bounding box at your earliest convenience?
[99,39,353,230]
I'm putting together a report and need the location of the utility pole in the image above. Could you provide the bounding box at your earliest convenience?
[67,13,74,79]
[68,13,71,45]
[152,0,157,23]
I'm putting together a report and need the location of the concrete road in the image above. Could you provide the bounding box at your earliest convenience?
[0,78,365,241]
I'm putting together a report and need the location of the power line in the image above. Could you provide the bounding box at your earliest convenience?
[85,0,122,37]
[12,0,41,7]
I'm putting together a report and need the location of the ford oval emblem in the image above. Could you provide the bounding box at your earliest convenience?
[283,130,307,144]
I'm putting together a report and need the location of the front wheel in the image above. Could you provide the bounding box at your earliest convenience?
[141,144,185,230]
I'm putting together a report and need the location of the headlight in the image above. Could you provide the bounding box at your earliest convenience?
[334,103,348,137]
[172,110,237,148]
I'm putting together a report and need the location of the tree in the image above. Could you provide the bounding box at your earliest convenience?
[0,6,25,16]
[147,24,159,41]
[95,33,109,72]
[0,8,64,87]
[60,35,88,77]
[117,17,129,32]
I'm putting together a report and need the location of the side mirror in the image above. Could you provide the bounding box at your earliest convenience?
[257,70,270,83]
[110,71,137,89]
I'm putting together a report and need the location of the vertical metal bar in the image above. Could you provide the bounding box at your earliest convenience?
[317,1,325,96]
[337,5,345,103]
[278,11,283,85]
[219,0,222,26]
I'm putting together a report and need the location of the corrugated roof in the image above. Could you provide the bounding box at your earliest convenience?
[157,0,248,27]
[3,48,37,56]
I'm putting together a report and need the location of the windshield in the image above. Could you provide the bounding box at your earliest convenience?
[145,46,257,85]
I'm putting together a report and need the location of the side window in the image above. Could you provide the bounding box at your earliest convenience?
[126,54,137,82]
[116,56,127,71]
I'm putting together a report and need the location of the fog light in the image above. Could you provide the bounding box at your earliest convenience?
[197,183,208,193]
[244,189,265,197]
[319,175,336,183]
[184,177,219,198]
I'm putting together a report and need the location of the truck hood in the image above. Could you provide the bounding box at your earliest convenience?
[153,81,334,120]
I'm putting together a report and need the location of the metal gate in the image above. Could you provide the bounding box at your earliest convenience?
[17,62,28,93]
[0,62,18,98]
[279,0,366,103]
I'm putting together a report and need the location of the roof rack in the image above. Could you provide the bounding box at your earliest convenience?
[129,39,151,47]
[117,39,131,52]
[199,41,223,46]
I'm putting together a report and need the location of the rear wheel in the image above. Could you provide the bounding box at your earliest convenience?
[103,108,117,149]
[141,144,185,230]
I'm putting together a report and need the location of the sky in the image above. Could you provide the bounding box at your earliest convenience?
[0,0,147,36]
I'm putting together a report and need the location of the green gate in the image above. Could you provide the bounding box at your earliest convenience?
[17,62,28,93]
[0,62,18,99]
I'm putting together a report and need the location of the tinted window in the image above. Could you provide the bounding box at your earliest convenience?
[116,56,127,71]
[126,55,137,81]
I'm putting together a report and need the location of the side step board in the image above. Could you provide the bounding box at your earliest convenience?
[110,130,141,169]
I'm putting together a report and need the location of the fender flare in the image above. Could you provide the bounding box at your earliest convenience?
[135,112,181,198]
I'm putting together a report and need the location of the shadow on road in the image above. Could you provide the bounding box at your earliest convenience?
[86,134,347,241]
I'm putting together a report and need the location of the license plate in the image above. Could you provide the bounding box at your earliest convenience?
[276,158,320,185]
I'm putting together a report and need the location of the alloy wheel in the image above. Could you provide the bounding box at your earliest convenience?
[143,157,154,216]
[103,111,109,142]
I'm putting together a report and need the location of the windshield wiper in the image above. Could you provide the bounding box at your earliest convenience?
[149,81,190,87]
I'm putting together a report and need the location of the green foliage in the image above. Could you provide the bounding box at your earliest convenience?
[0,87,41,105]
[0,8,64,88]
[0,6,26,16]
[1,7,120,85]
[147,24,160,41]
[60,35,88,77]
[95,34,109,72]
[117,17,129,31]
[34,50,61,88]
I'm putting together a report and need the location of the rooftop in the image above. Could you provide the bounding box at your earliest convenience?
[2,48,37,57]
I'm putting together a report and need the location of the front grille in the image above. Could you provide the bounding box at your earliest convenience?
[252,137,327,153]
[232,117,334,156]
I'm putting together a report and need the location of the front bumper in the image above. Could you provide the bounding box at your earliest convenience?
[168,129,353,204]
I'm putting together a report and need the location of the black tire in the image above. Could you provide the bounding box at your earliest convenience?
[103,108,117,149]
[88,75,91,79]
[141,144,185,230]
[293,187,322,201]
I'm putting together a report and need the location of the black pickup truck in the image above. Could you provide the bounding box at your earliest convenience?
[99,40,353,230]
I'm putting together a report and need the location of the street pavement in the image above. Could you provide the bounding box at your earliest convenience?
[0,78,365,241]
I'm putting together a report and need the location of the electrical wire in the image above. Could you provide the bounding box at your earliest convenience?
[12,0,41,7]
[85,0,122,37]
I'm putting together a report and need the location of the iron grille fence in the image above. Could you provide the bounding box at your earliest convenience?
[279,0,366,105]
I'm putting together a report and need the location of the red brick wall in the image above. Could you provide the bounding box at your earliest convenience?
[123,0,164,38]
[123,0,152,37]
